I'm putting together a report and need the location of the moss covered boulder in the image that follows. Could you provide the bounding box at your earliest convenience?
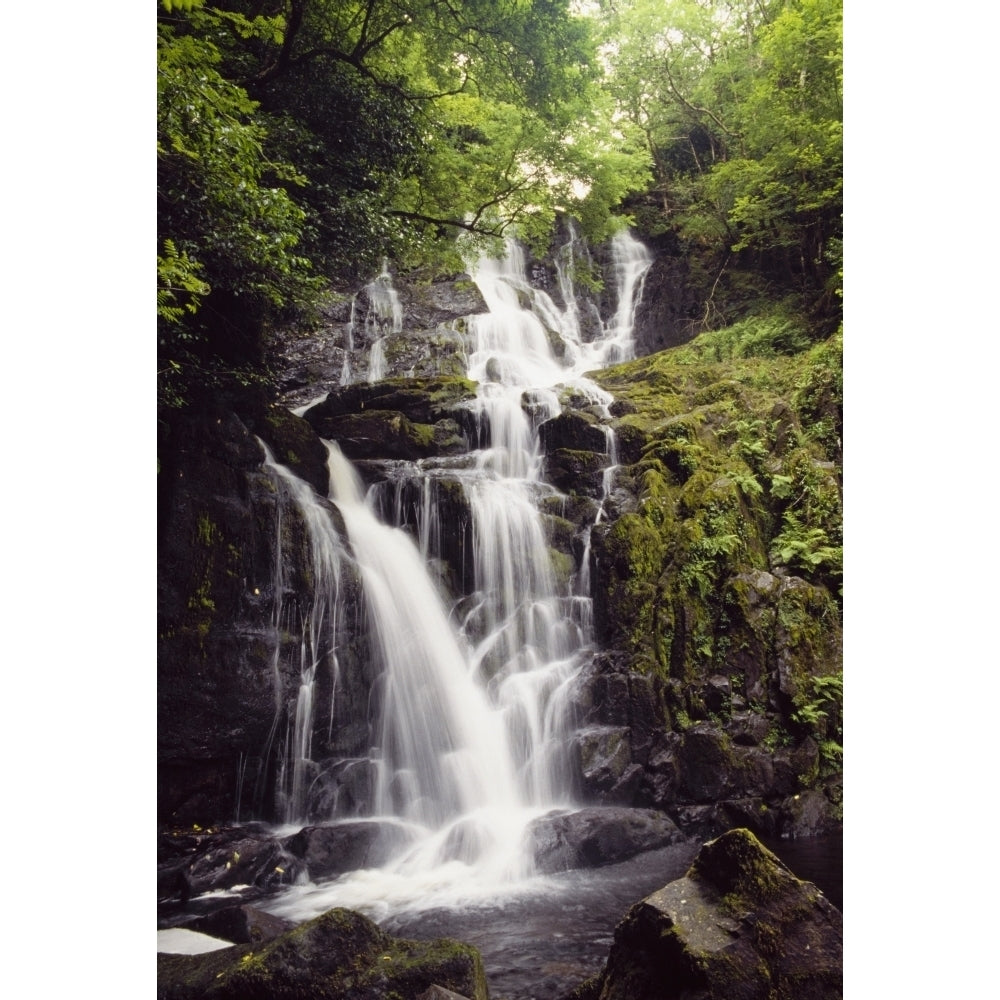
[582,828,841,1000]
[302,376,478,461]
[157,907,489,1000]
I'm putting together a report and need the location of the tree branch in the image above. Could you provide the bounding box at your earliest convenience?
[386,210,509,237]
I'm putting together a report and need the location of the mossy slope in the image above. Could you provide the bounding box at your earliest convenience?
[576,324,842,829]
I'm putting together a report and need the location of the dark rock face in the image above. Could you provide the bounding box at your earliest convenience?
[157,907,489,1000]
[158,407,291,825]
[157,403,374,827]
[257,407,332,496]
[565,652,840,841]
[528,807,686,874]
[273,276,485,412]
[398,273,487,328]
[631,251,703,355]
[303,376,477,461]
[583,828,842,1000]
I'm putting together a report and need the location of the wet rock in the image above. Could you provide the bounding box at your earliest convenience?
[728,711,773,747]
[308,410,466,461]
[283,820,418,880]
[538,411,610,455]
[584,828,842,1000]
[158,405,341,826]
[780,782,843,838]
[631,249,702,356]
[528,806,685,874]
[417,987,474,1000]
[302,376,478,428]
[185,905,295,946]
[544,448,609,497]
[399,274,487,327]
[574,727,635,802]
[158,829,304,901]
[677,724,737,803]
[157,907,489,1000]
[255,407,330,496]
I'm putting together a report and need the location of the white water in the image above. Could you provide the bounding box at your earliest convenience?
[259,443,349,823]
[363,260,403,382]
[262,228,651,919]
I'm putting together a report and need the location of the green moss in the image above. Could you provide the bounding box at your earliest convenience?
[585,326,840,704]
[548,547,576,589]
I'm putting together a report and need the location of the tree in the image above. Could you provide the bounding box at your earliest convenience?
[708,0,843,303]
[157,4,320,404]
[597,0,842,328]
[157,0,655,405]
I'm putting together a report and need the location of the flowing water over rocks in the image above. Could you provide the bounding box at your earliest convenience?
[249,231,656,918]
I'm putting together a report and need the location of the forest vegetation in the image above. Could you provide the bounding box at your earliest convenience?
[157,0,842,407]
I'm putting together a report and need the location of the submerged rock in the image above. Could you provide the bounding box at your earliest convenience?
[157,907,489,1000]
[577,827,842,1000]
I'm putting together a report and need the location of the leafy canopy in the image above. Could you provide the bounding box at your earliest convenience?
[157,0,652,404]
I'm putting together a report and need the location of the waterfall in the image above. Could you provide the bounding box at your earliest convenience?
[602,229,652,365]
[363,260,402,382]
[259,442,349,824]
[340,296,356,385]
[265,227,651,916]
[325,443,521,832]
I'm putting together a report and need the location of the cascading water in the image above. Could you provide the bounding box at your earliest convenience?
[263,227,651,920]
[363,260,402,383]
[259,442,350,824]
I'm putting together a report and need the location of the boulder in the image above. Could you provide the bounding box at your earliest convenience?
[302,376,478,429]
[528,806,686,874]
[255,407,331,497]
[544,448,611,498]
[398,274,487,327]
[282,820,417,880]
[538,411,610,455]
[157,907,489,1000]
[583,828,842,1000]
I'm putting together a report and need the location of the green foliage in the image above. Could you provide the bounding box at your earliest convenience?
[593,322,840,688]
[157,0,661,404]
[157,238,210,324]
[597,0,842,326]
[708,0,842,278]
[770,512,841,579]
[157,7,323,404]
[791,670,843,752]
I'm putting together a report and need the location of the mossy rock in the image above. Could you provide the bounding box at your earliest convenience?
[310,410,467,462]
[538,410,609,454]
[258,407,330,497]
[543,447,608,497]
[589,828,842,1000]
[303,375,478,429]
[157,907,489,1000]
